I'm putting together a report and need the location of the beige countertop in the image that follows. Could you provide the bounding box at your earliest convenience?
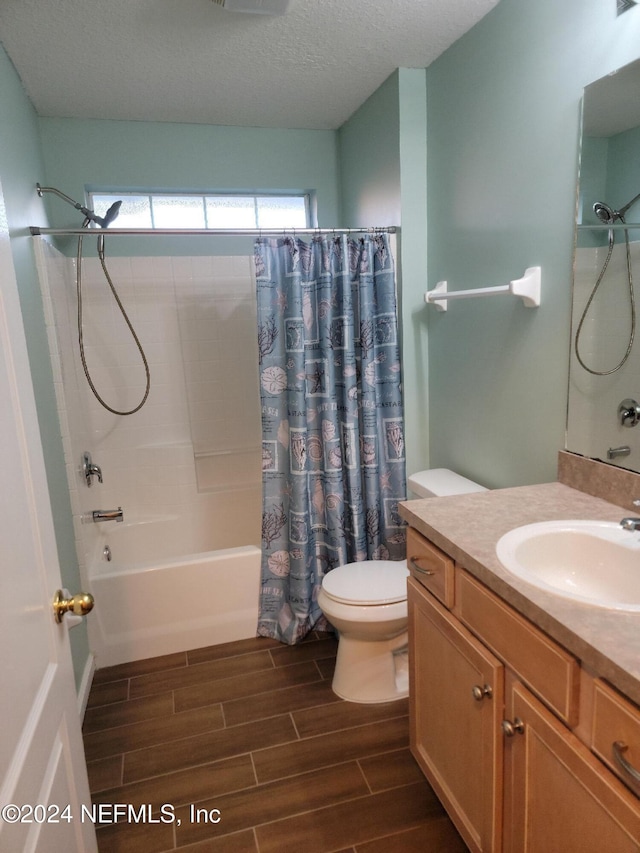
[400,482,640,707]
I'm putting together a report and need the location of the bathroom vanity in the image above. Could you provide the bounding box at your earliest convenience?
[401,476,640,853]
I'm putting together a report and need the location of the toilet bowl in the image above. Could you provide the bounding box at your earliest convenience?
[318,468,487,704]
[318,560,410,704]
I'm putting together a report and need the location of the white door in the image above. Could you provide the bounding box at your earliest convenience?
[0,189,97,852]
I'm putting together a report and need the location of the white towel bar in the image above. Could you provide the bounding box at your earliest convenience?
[424,266,541,312]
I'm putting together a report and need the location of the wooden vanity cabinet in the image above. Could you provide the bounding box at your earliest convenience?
[503,678,640,853]
[407,526,640,853]
[408,576,504,853]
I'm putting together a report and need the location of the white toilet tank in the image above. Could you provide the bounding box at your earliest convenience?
[408,468,487,498]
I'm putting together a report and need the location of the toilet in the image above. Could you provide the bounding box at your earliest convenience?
[318,468,487,703]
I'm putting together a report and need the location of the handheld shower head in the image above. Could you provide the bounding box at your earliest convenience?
[96,200,122,229]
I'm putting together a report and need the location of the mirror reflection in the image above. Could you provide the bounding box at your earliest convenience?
[567,58,640,473]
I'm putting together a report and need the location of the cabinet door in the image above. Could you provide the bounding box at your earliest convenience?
[408,577,504,853]
[504,680,640,853]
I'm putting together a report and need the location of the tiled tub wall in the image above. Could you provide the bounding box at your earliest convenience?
[36,240,262,575]
[568,240,640,471]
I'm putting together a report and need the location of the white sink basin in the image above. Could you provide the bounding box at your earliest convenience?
[496,520,640,610]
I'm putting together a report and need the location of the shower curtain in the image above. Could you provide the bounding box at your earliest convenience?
[255,233,407,644]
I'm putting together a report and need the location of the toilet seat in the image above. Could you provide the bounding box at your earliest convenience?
[322,560,408,606]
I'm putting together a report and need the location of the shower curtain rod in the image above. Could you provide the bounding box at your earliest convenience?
[29,226,398,237]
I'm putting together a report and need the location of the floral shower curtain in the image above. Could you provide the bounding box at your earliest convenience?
[255,233,406,644]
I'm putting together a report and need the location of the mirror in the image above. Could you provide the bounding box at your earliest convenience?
[567,58,640,473]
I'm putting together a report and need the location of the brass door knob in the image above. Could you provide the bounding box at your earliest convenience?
[53,590,95,623]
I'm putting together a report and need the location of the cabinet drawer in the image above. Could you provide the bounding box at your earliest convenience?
[593,679,640,796]
[456,569,580,726]
[406,527,454,608]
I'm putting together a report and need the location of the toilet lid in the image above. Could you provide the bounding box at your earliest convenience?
[322,560,409,605]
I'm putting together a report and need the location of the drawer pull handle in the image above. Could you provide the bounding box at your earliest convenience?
[613,741,640,785]
[409,557,435,577]
[472,684,493,702]
[502,718,525,737]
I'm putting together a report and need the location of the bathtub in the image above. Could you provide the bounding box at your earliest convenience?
[87,518,261,668]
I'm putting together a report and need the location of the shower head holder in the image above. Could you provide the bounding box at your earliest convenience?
[36,183,121,229]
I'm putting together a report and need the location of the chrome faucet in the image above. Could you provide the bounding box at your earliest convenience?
[620,517,640,531]
[607,445,631,460]
[92,507,123,523]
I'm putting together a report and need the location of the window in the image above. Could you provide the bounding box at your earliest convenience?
[88,192,310,229]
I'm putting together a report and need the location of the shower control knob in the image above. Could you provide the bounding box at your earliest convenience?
[619,399,640,428]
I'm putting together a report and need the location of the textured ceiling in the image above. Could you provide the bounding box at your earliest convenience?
[0,0,500,130]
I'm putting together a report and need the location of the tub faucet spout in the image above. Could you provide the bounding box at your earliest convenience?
[92,507,123,523]
[620,517,640,531]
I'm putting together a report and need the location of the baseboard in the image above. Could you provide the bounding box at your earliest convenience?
[77,652,96,723]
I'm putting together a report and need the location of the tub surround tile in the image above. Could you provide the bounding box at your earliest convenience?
[85,634,454,852]
[400,479,640,707]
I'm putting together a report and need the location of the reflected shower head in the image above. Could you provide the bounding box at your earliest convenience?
[593,201,618,224]
[593,191,640,225]
[36,183,122,229]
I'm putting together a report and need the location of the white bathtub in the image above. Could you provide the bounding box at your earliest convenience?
[87,518,261,668]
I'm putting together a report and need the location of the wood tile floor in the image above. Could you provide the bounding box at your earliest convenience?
[83,632,467,852]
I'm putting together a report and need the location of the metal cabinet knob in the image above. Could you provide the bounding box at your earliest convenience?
[53,590,95,623]
[502,718,525,737]
[472,684,493,701]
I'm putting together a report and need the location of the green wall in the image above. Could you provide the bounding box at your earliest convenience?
[425,0,640,488]
[339,68,428,479]
[0,46,90,688]
[338,71,402,227]
[39,117,340,256]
